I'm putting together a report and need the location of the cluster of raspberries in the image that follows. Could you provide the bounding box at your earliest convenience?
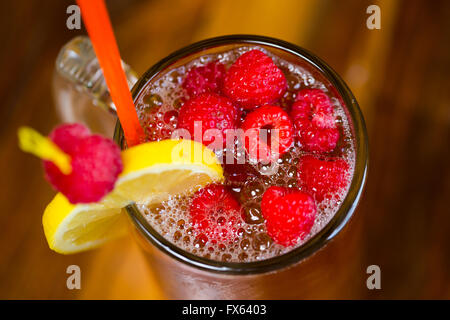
[173,49,350,247]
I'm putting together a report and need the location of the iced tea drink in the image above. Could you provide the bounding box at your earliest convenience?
[116,35,368,299]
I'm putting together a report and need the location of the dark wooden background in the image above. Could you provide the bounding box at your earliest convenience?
[0,0,449,299]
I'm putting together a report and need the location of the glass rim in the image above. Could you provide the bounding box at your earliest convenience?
[114,34,369,275]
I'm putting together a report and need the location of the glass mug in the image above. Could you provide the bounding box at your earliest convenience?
[53,35,368,299]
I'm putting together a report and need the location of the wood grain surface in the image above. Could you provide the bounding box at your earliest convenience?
[0,0,449,299]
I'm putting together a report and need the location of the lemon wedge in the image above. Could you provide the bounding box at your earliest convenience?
[43,139,223,254]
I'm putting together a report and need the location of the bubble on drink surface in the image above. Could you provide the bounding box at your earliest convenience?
[134,46,356,262]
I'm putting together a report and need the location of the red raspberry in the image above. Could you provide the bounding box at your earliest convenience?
[182,61,226,97]
[44,124,123,204]
[223,49,287,109]
[141,106,178,141]
[291,88,340,153]
[261,186,317,247]
[177,93,240,147]
[189,184,243,244]
[297,155,350,202]
[241,105,293,162]
[223,162,260,187]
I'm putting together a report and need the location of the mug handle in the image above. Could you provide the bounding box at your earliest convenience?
[52,36,138,137]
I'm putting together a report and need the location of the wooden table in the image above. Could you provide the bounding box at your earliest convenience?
[1,0,449,299]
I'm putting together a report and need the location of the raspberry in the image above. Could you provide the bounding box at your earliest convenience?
[261,186,317,247]
[297,155,350,202]
[177,93,240,147]
[221,146,261,187]
[241,105,293,162]
[223,162,261,190]
[291,88,340,153]
[223,49,287,109]
[189,184,243,244]
[141,106,178,141]
[44,124,123,204]
[182,61,226,97]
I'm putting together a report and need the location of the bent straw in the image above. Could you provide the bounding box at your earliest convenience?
[77,0,145,146]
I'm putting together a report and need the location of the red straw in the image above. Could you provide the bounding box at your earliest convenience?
[77,0,145,146]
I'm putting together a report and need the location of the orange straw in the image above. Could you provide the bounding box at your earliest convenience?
[77,0,145,146]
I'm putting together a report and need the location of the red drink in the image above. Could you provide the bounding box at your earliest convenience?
[116,36,368,299]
